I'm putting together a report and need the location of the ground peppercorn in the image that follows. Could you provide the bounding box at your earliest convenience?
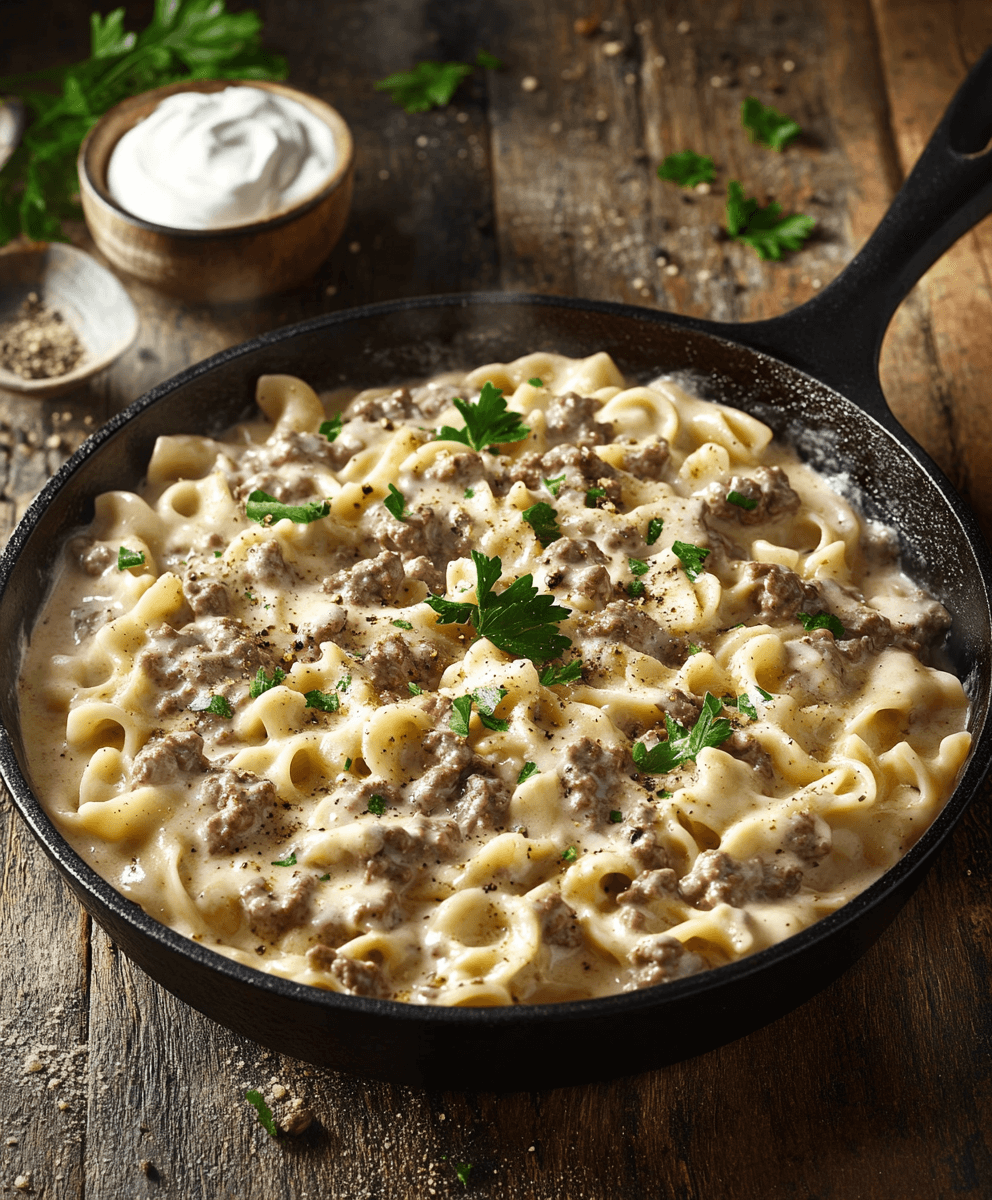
[0,292,85,380]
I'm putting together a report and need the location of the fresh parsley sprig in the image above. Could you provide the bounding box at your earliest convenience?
[246,491,330,525]
[375,51,502,113]
[657,150,715,188]
[632,693,733,773]
[436,382,530,453]
[426,551,571,662]
[741,97,802,151]
[0,2,287,246]
[726,181,815,261]
[522,501,561,548]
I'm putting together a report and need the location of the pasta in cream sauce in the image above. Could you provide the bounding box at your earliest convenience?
[19,352,971,1005]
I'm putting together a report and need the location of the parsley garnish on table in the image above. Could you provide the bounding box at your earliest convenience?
[657,150,715,188]
[726,181,815,261]
[741,97,802,151]
[427,551,571,662]
[632,693,733,773]
[436,381,530,453]
[0,1,286,245]
[245,1089,279,1139]
[375,51,503,113]
[246,491,330,525]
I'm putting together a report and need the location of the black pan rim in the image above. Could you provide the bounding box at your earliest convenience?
[2,290,990,1036]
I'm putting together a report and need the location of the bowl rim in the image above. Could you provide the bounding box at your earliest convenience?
[2,290,990,1034]
[77,78,355,239]
[0,241,139,395]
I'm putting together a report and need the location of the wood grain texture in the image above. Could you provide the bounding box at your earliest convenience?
[1,1,991,1197]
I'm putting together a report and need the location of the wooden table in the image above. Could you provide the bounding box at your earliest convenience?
[2,3,991,1196]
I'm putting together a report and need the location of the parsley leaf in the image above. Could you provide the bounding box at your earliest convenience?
[528,376,544,387]
[585,486,606,508]
[271,852,297,867]
[344,757,353,771]
[451,687,510,733]
[646,517,664,546]
[657,149,715,188]
[319,414,343,442]
[672,540,710,582]
[449,695,474,737]
[725,181,815,261]
[392,619,413,630]
[455,1163,473,1188]
[544,474,567,497]
[539,660,583,686]
[756,685,774,702]
[117,546,144,571]
[375,60,473,112]
[627,580,646,598]
[464,487,475,499]
[561,846,578,863]
[190,694,233,718]
[609,810,623,823]
[726,489,758,511]
[245,1089,279,1139]
[246,491,330,525]
[426,551,572,662]
[305,689,340,713]
[688,643,702,655]
[517,761,539,783]
[629,557,650,577]
[523,501,561,548]
[436,381,530,453]
[384,483,407,522]
[367,794,387,817]
[741,96,802,151]
[0,2,286,247]
[476,51,503,70]
[336,675,352,692]
[632,693,734,773]
[737,693,759,721]
[249,667,286,699]
[408,682,423,696]
[798,611,846,638]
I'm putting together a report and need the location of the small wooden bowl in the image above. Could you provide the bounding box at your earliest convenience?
[0,243,139,398]
[78,80,355,304]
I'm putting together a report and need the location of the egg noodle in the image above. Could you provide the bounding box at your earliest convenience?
[18,353,970,1005]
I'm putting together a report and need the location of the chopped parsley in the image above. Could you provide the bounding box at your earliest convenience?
[522,501,561,548]
[246,491,330,525]
[271,852,297,866]
[436,381,529,453]
[464,487,475,499]
[585,486,607,508]
[245,1089,279,1139]
[687,643,702,655]
[517,761,539,784]
[305,689,340,713]
[726,489,758,511]
[375,52,500,112]
[117,546,145,571]
[544,473,567,497]
[213,549,223,558]
[384,483,407,522]
[318,873,330,882]
[672,540,710,582]
[627,580,646,598]
[392,619,413,630]
[367,794,387,816]
[189,694,233,717]
[657,149,716,188]
[249,666,286,699]
[632,692,733,773]
[798,611,846,638]
[629,557,650,577]
[528,376,544,387]
[475,50,503,70]
[737,693,759,721]
[336,674,352,692]
[756,685,774,702]
[646,517,664,545]
[408,681,423,696]
[455,1163,473,1188]
[319,414,343,442]
[450,686,510,734]
[344,757,353,771]
[426,551,572,663]
[561,846,578,863]
[741,96,802,151]
[726,180,815,261]
[609,810,623,823]
[539,660,583,687]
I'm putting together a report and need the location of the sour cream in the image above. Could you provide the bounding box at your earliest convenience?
[106,86,338,230]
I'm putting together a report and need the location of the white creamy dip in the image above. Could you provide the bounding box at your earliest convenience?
[106,86,338,230]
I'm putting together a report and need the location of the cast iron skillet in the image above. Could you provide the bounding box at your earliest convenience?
[2,52,992,1091]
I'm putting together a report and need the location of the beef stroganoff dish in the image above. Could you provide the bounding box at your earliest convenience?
[19,353,971,1005]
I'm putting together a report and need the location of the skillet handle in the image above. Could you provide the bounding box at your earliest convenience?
[721,44,992,417]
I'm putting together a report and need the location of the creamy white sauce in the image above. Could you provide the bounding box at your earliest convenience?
[106,86,338,230]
